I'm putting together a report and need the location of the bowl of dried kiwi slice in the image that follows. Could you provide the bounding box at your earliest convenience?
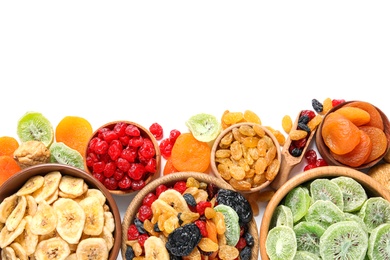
[259,165,390,260]
[122,171,259,260]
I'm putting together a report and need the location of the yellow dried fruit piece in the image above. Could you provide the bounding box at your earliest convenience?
[282,115,293,134]
[222,112,244,125]
[307,114,323,131]
[218,245,239,260]
[289,129,308,141]
[243,110,261,124]
[321,97,333,115]
[272,130,286,146]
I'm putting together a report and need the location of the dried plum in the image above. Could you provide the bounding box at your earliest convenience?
[239,246,252,260]
[244,232,254,247]
[134,217,147,234]
[166,223,202,256]
[183,193,197,207]
[125,246,135,260]
[216,189,253,224]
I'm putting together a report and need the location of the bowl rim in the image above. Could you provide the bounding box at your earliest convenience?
[259,165,390,260]
[0,163,122,260]
[121,171,259,259]
[210,122,282,193]
[84,120,162,196]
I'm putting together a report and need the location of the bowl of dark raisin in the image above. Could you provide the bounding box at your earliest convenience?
[121,172,259,260]
[84,121,161,196]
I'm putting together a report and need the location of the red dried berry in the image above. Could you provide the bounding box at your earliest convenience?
[118,176,132,190]
[137,234,149,247]
[304,149,317,165]
[125,124,141,137]
[156,184,168,197]
[149,122,164,140]
[194,220,208,237]
[173,181,187,194]
[169,129,181,143]
[235,237,247,250]
[142,192,157,207]
[159,138,173,159]
[332,99,346,107]
[127,224,139,240]
[316,158,328,167]
[304,164,317,171]
[196,201,212,215]
[131,179,146,191]
[137,205,153,222]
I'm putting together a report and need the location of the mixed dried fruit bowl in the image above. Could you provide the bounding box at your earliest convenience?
[0,163,121,260]
[259,166,390,260]
[121,172,259,259]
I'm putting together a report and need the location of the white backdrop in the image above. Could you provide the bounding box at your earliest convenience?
[1,1,390,259]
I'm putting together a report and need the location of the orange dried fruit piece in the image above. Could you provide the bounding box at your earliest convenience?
[171,132,211,173]
[55,116,93,158]
[344,101,384,130]
[0,155,21,186]
[0,136,19,157]
[222,112,244,126]
[331,130,372,167]
[359,125,388,164]
[321,112,361,155]
[334,107,371,126]
[163,158,179,175]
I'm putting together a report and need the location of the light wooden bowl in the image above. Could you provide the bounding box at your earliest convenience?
[316,101,390,169]
[259,166,390,260]
[210,122,282,193]
[121,172,259,259]
[84,121,161,196]
[0,163,122,260]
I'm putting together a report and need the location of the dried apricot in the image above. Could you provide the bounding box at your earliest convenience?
[331,130,372,167]
[334,107,370,126]
[321,112,361,155]
[0,136,19,157]
[171,133,211,173]
[344,101,384,130]
[359,125,388,164]
[163,158,179,175]
[55,116,93,158]
[0,155,21,186]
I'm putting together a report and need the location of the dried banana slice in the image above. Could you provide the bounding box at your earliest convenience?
[65,253,77,260]
[99,226,114,251]
[158,189,191,212]
[53,198,85,244]
[85,189,106,206]
[144,236,170,260]
[104,212,115,233]
[0,194,18,223]
[30,200,57,236]
[25,195,38,216]
[59,175,85,197]
[0,218,26,248]
[79,197,104,236]
[14,215,38,256]
[16,175,45,196]
[1,246,17,260]
[46,189,59,205]
[34,237,70,260]
[10,242,28,260]
[5,196,26,232]
[32,171,62,203]
[368,163,390,192]
[76,237,108,260]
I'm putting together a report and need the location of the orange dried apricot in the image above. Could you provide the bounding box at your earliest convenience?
[0,136,19,157]
[0,155,21,186]
[171,132,211,173]
[359,125,388,164]
[334,107,370,126]
[344,101,384,130]
[321,112,361,155]
[55,116,93,158]
[163,158,179,175]
[331,130,372,167]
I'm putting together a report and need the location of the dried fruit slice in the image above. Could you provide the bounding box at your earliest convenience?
[29,200,57,235]
[359,125,388,164]
[319,221,368,260]
[293,221,325,255]
[331,176,367,212]
[310,178,344,211]
[35,237,71,260]
[16,175,44,196]
[265,226,297,260]
[333,106,371,126]
[293,251,321,260]
[79,196,104,236]
[0,218,26,248]
[32,171,62,203]
[144,236,170,260]
[0,194,18,223]
[58,175,85,197]
[367,223,390,260]
[49,142,85,170]
[344,101,384,130]
[358,197,390,232]
[17,111,54,147]
[158,189,191,213]
[5,195,26,232]
[214,204,240,246]
[304,200,344,229]
[270,205,293,229]
[283,186,311,223]
[185,113,221,142]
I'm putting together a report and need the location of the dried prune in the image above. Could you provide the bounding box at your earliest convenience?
[312,98,323,113]
[166,223,202,256]
[125,246,135,260]
[183,193,197,207]
[207,182,219,199]
[216,189,253,224]
[298,115,310,124]
[244,232,254,247]
[133,217,147,234]
[239,246,252,260]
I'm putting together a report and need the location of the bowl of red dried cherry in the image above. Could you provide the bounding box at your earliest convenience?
[122,172,259,260]
[84,121,161,196]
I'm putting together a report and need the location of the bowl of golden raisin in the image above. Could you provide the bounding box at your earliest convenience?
[315,100,390,169]
[210,122,281,193]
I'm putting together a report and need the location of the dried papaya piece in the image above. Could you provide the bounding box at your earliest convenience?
[344,101,384,130]
[359,125,388,164]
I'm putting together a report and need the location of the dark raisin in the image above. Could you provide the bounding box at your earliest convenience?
[244,232,254,247]
[239,246,252,260]
[183,193,197,207]
[290,147,303,157]
[312,98,323,113]
[125,246,135,260]
[216,189,253,224]
[177,212,183,226]
[298,115,310,124]
[166,223,202,256]
[297,122,311,133]
[169,255,182,260]
[153,222,161,232]
[206,182,219,199]
[133,217,146,234]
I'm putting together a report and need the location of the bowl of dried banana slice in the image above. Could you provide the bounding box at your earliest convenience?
[0,163,121,260]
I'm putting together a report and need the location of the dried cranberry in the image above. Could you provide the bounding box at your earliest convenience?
[131,179,146,191]
[156,184,168,197]
[149,122,164,140]
[128,136,144,147]
[332,99,346,107]
[118,176,132,190]
[101,130,119,144]
[94,139,109,155]
[137,234,149,247]
[142,192,157,207]
[103,162,116,178]
[138,141,156,160]
[113,170,124,181]
[169,129,181,143]
[304,164,317,171]
[304,149,317,165]
[236,237,247,250]
[113,122,127,137]
[300,110,315,120]
[119,135,130,146]
[316,158,328,167]
[117,157,131,172]
[145,158,157,174]
[125,124,141,137]
[173,181,187,194]
[128,163,146,181]
[108,140,122,161]
[104,177,118,190]
[196,201,212,215]
[292,138,307,149]
[121,147,137,163]
[92,161,105,174]
[127,224,139,240]
[138,205,153,222]
[93,172,105,183]
[159,139,173,159]
[194,220,208,237]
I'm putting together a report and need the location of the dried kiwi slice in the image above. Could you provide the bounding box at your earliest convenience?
[266,226,297,260]
[283,186,311,223]
[304,200,344,229]
[185,113,221,142]
[293,221,325,255]
[213,204,240,246]
[331,176,367,212]
[367,223,390,259]
[293,251,321,260]
[17,111,54,147]
[310,178,344,211]
[270,205,293,229]
[50,142,85,170]
[319,221,368,260]
[358,197,390,232]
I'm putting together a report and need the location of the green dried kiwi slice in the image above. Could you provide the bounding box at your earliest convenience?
[304,200,345,229]
[283,186,311,223]
[17,111,54,147]
[293,251,321,260]
[367,223,390,259]
[270,205,294,229]
[266,226,297,260]
[309,178,344,211]
[185,113,221,142]
[331,176,368,212]
[50,142,85,170]
[319,221,368,260]
[344,212,369,233]
[293,221,325,255]
[213,204,240,246]
[358,197,390,233]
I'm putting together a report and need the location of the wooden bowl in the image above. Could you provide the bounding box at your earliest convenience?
[259,166,390,260]
[121,172,259,259]
[316,101,390,169]
[0,163,121,260]
[210,122,282,193]
[84,121,161,196]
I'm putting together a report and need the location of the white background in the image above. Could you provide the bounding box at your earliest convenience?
[1,1,390,259]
